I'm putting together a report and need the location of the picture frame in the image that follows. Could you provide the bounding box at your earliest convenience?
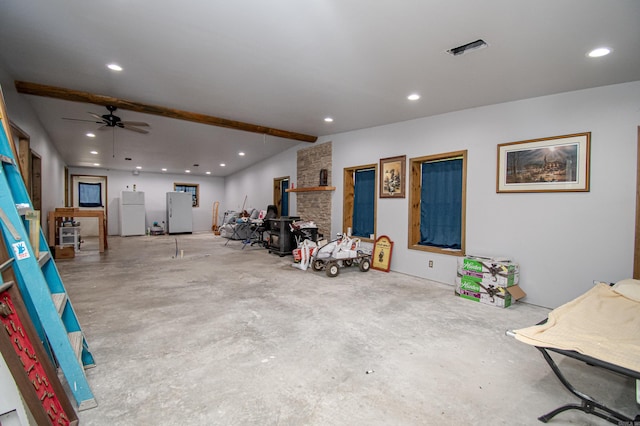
[372,235,394,272]
[380,155,406,198]
[497,132,591,193]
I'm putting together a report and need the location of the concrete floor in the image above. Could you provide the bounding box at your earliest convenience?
[54,233,638,425]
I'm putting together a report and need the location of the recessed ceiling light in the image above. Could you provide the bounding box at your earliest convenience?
[407,94,421,101]
[161,168,167,172]
[185,170,191,173]
[136,166,142,170]
[206,171,211,175]
[220,163,226,167]
[86,133,96,138]
[588,47,611,58]
[107,63,123,71]
[324,117,334,123]
[93,163,100,166]
[90,150,98,155]
[238,152,245,156]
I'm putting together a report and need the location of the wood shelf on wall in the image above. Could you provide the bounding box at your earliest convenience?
[286,186,336,193]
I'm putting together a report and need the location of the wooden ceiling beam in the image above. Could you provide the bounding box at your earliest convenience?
[14,80,317,143]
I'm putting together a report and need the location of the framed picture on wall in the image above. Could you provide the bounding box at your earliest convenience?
[497,132,591,193]
[380,155,406,198]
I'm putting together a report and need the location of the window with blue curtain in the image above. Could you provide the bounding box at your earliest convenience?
[280,180,289,216]
[352,169,375,238]
[78,182,102,207]
[419,158,462,249]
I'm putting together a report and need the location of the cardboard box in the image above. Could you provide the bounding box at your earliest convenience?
[54,245,75,260]
[458,255,519,274]
[457,268,520,286]
[457,256,520,285]
[455,275,526,308]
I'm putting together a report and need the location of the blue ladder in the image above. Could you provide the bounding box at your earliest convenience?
[0,119,97,410]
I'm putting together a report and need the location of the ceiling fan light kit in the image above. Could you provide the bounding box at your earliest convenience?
[64,105,150,134]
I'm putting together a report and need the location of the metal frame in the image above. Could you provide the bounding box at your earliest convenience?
[535,346,640,424]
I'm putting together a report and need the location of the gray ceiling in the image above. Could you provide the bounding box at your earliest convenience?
[0,1,639,177]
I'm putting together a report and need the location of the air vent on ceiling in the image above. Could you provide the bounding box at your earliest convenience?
[447,39,488,56]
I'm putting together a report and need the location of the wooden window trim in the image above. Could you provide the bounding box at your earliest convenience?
[343,163,377,242]
[408,150,467,256]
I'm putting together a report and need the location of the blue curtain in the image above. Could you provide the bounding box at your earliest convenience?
[352,169,375,237]
[419,159,462,249]
[281,180,289,216]
[79,182,102,207]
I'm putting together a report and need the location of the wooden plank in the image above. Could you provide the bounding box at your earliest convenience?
[51,292,67,315]
[68,331,83,366]
[15,80,318,143]
[37,251,50,267]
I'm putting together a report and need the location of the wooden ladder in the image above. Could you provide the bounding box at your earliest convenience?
[0,111,96,410]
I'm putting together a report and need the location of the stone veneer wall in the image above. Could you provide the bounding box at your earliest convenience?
[295,141,332,238]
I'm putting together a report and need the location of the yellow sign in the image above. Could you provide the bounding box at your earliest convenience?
[372,235,393,272]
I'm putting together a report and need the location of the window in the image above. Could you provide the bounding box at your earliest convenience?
[343,164,377,240]
[78,182,103,207]
[174,183,199,207]
[409,150,467,255]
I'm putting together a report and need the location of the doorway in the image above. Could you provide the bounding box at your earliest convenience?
[273,176,290,217]
[71,174,108,237]
[9,123,42,214]
[30,151,41,211]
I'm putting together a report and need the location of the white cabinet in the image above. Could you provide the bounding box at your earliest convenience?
[59,226,80,250]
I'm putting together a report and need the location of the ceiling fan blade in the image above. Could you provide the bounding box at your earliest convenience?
[121,121,149,127]
[88,112,104,121]
[62,117,102,123]
[122,125,149,134]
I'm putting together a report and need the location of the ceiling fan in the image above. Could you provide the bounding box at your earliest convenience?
[63,105,150,134]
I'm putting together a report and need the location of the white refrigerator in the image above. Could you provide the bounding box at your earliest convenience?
[166,192,193,234]
[120,191,146,236]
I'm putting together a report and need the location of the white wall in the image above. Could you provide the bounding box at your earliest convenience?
[0,354,33,425]
[224,145,299,214]
[228,81,640,308]
[69,167,224,235]
[0,66,67,237]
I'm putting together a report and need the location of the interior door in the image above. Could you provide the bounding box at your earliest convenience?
[30,151,41,211]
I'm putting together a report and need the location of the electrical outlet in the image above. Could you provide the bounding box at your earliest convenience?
[428,260,433,268]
